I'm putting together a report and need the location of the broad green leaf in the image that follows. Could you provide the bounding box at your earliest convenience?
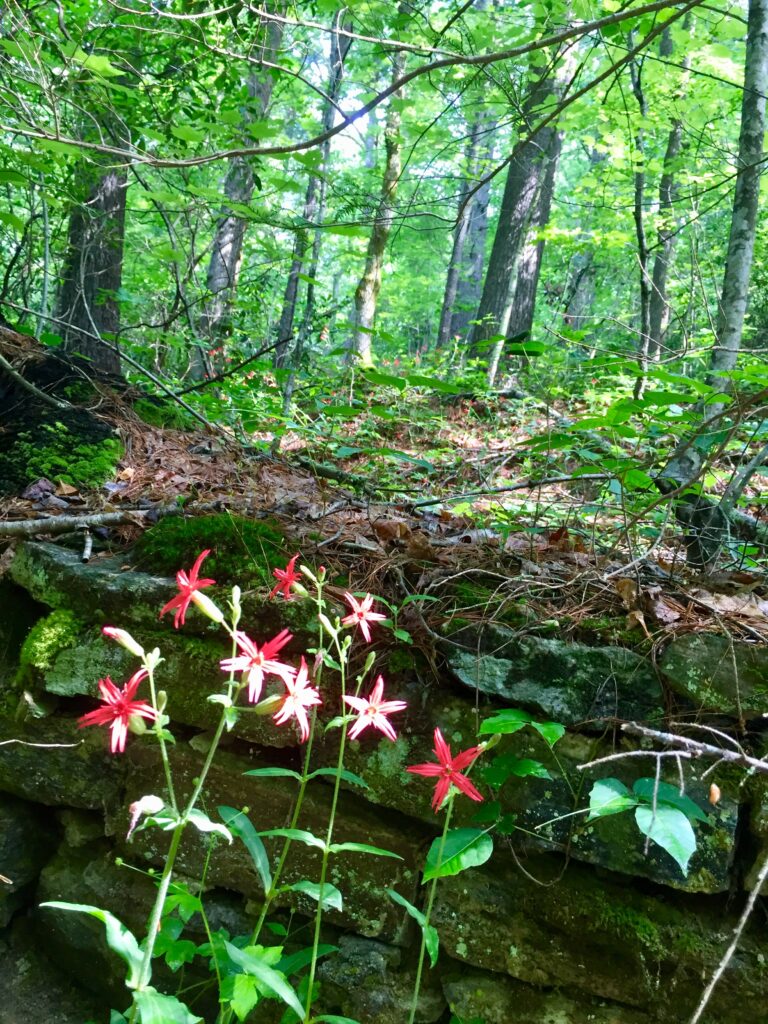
[110,1013,128,1024]
[0,210,25,231]
[363,369,407,391]
[276,943,336,976]
[423,828,493,882]
[0,170,26,184]
[328,842,402,859]
[287,880,343,911]
[219,806,272,893]
[41,902,142,987]
[133,988,202,1023]
[479,709,533,735]
[530,720,566,747]
[229,973,260,1021]
[386,889,439,968]
[632,780,708,822]
[484,755,550,788]
[224,942,304,1019]
[186,809,232,843]
[587,779,638,820]
[635,805,697,876]
[171,125,206,143]
[313,1017,362,1023]
[307,767,370,789]
[244,767,303,782]
[258,828,326,850]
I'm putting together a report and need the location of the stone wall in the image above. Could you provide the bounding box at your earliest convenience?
[1,541,767,1023]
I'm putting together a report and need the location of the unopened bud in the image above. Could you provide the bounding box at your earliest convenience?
[102,626,145,659]
[252,694,282,715]
[156,690,168,715]
[129,714,148,736]
[363,650,376,675]
[127,794,164,840]
[191,590,225,624]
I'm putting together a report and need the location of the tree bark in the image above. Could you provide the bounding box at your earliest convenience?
[56,165,127,376]
[647,26,688,363]
[708,0,768,396]
[469,52,567,361]
[348,37,407,367]
[486,126,563,386]
[196,12,284,375]
[273,15,352,369]
[629,44,652,400]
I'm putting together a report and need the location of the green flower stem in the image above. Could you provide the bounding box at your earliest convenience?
[134,821,185,995]
[144,662,177,814]
[407,798,454,1024]
[303,630,351,1022]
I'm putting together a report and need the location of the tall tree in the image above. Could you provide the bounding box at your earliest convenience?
[196,11,284,375]
[348,12,408,367]
[273,14,353,369]
[56,161,127,376]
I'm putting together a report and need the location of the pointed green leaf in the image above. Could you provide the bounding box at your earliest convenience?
[307,768,370,789]
[632,779,708,822]
[587,779,638,820]
[218,806,272,893]
[186,809,232,843]
[133,988,202,1023]
[41,902,142,987]
[258,828,326,851]
[423,828,493,882]
[478,709,532,735]
[224,942,304,1018]
[386,889,439,968]
[530,720,566,747]
[243,767,303,782]
[286,880,343,911]
[328,842,402,859]
[276,943,337,977]
[635,805,697,876]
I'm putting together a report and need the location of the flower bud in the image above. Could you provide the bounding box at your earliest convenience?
[252,693,282,715]
[128,714,149,736]
[191,590,225,624]
[102,626,145,659]
[127,793,165,840]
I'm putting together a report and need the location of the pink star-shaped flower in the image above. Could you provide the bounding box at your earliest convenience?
[341,592,386,643]
[220,628,295,703]
[78,669,157,754]
[269,554,301,600]
[160,550,216,629]
[407,728,483,812]
[343,675,406,742]
[273,657,321,742]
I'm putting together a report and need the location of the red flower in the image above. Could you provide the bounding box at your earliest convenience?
[269,554,301,600]
[343,675,406,742]
[341,592,386,643]
[273,657,321,741]
[160,550,217,629]
[78,669,157,754]
[407,728,483,812]
[220,628,295,703]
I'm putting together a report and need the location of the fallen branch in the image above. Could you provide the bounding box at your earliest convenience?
[0,349,73,411]
[0,509,150,538]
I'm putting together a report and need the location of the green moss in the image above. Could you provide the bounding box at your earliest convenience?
[17,608,83,684]
[12,424,122,489]
[134,397,195,430]
[134,513,286,587]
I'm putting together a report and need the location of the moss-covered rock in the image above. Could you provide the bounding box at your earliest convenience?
[442,623,663,727]
[661,633,768,717]
[0,792,59,926]
[133,513,286,589]
[0,414,122,492]
[16,608,83,685]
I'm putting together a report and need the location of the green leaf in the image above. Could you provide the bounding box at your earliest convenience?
[328,842,402,859]
[422,828,493,882]
[186,809,232,843]
[133,989,202,1024]
[363,369,407,391]
[276,943,337,976]
[530,720,566,747]
[286,880,343,911]
[386,889,439,968]
[313,1017,363,1023]
[0,210,25,231]
[484,754,550,788]
[244,767,303,782]
[229,974,260,1021]
[587,779,638,820]
[224,942,304,1019]
[40,902,142,987]
[478,709,532,735]
[258,828,326,851]
[219,806,272,893]
[306,767,370,789]
[171,125,206,143]
[635,805,697,876]
[0,170,26,184]
[632,780,708,822]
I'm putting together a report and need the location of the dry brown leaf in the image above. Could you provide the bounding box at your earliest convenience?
[55,481,79,497]
[626,609,651,637]
[373,519,411,543]
[405,532,437,561]
[689,588,768,623]
[615,577,638,610]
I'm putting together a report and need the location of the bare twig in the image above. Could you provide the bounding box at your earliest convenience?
[0,349,72,411]
[0,510,150,538]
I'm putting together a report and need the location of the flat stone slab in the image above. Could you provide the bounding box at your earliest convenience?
[661,633,768,717]
[442,623,663,727]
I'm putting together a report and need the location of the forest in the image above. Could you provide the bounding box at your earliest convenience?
[2,1,768,1024]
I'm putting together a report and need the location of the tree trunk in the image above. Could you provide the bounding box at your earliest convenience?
[348,39,407,367]
[273,16,352,369]
[196,13,284,375]
[659,0,768,568]
[56,165,127,376]
[450,139,493,343]
[708,0,768,396]
[647,25,689,363]
[630,44,652,400]
[469,54,567,361]
[437,113,490,348]
[486,127,563,386]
